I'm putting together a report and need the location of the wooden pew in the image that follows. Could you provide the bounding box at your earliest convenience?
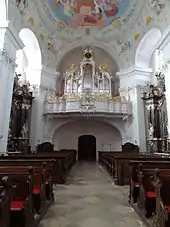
[152,169,170,227]
[129,161,170,203]
[136,168,170,219]
[99,152,170,185]
[0,167,34,227]
[0,162,54,210]
[0,150,77,184]
[0,176,13,227]
[0,161,54,227]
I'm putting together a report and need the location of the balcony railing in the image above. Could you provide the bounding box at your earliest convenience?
[44,100,132,116]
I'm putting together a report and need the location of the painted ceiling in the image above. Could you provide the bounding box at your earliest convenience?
[37,0,145,41]
[11,0,170,69]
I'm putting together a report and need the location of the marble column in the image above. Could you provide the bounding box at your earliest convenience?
[117,66,153,152]
[0,21,24,154]
[29,66,60,151]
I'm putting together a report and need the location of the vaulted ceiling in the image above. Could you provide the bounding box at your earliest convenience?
[9,0,170,70]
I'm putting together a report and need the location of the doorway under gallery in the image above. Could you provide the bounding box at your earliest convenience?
[78,135,96,161]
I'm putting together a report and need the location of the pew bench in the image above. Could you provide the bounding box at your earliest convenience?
[152,170,170,227]
[0,163,54,227]
[130,168,170,227]
[0,150,77,184]
[129,160,170,203]
[0,169,34,227]
[0,176,13,227]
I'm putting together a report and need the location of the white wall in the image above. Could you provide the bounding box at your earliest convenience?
[53,120,122,152]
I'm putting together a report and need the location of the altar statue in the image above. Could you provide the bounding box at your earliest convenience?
[21,123,28,138]
[148,123,154,140]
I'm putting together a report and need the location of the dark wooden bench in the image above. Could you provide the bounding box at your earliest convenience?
[132,168,170,217]
[152,169,170,227]
[0,160,55,227]
[0,167,34,227]
[0,176,13,227]
[98,152,170,185]
[0,150,76,184]
[129,160,170,204]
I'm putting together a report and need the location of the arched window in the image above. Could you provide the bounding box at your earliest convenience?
[15,28,42,87]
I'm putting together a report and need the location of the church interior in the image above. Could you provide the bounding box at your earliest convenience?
[1,0,170,227]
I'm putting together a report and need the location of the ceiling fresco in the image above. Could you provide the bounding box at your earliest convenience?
[11,0,170,69]
[47,0,130,29]
[39,0,145,40]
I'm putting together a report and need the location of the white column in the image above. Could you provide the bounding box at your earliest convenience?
[150,49,159,85]
[117,66,153,152]
[0,21,24,154]
[164,61,170,139]
[30,66,59,150]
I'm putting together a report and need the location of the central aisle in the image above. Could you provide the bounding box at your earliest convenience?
[39,162,145,227]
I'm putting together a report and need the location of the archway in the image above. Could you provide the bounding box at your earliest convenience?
[135,28,162,68]
[56,45,120,96]
[16,28,42,86]
[78,135,96,161]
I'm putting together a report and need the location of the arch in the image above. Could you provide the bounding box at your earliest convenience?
[135,28,162,68]
[56,41,121,71]
[51,118,123,140]
[53,120,122,152]
[17,28,42,86]
[0,1,8,21]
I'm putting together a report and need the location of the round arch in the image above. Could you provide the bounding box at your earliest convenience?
[135,28,162,68]
[0,1,8,21]
[52,120,122,152]
[17,28,42,86]
[56,41,122,71]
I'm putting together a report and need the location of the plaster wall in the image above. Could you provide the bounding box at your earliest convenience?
[53,121,122,152]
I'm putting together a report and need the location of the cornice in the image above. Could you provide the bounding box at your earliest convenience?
[41,65,59,77]
[117,66,153,78]
[0,20,24,53]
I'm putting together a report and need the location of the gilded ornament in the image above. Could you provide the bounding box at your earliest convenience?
[40,33,44,41]
[99,64,108,71]
[134,33,140,41]
[146,16,152,26]
[48,41,55,50]
[70,64,77,72]
[29,17,35,26]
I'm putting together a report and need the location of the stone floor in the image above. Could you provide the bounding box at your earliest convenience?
[39,162,146,227]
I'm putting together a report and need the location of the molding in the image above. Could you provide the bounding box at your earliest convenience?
[41,65,59,78]
[1,21,24,50]
[117,66,153,78]
[157,27,170,51]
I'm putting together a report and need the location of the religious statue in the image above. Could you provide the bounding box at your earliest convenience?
[148,123,154,140]
[21,123,28,138]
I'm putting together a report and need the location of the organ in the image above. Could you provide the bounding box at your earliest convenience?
[63,47,113,96]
